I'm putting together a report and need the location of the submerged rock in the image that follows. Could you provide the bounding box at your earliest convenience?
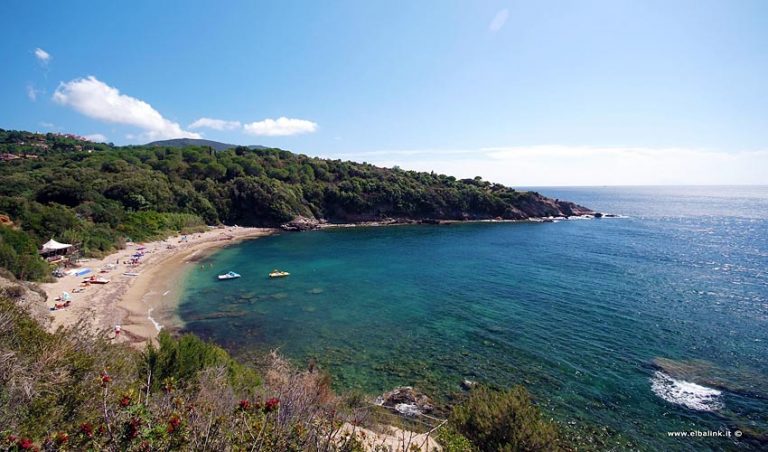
[652,357,768,399]
[461,379,477,390]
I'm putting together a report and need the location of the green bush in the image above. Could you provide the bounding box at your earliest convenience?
[0,225,49,281]
[143,331,260,391]
[117,211,206,242]
[436,424,477,452]
[450,386,563,452]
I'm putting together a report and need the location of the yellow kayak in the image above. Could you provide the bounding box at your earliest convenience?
[269,270,290,278]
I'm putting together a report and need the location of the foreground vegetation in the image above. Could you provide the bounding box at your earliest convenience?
[0,288,574,451]
[0,129,588,281]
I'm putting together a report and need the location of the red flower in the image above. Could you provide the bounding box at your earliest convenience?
[120,394,132,407]
[17,437,34,449]
[264,397,280,413]
[6,435,17,443]
[167,414,181,433]
[128,418,142,439]
[238,399,251,411]
[79,422,94,438]
[100,370,112,386]
[54,432,68,444]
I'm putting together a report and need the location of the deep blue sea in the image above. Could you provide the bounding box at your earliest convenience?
[178,186,768,450]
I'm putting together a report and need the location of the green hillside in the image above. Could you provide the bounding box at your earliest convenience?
[0,128,590,279]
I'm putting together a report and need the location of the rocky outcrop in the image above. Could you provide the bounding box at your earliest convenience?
[555,199,593,217]
[281,192,595,231]
[375,386,434,416]
[280,216,322,231]
[509,192,593,219]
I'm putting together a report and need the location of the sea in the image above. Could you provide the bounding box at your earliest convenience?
[177,186,768,451]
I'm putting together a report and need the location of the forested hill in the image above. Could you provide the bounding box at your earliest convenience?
[0,128,590,277]
[147,138,268,152]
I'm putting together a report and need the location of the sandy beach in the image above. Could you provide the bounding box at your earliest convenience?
[40,227,276,347]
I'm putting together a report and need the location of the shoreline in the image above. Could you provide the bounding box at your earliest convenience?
[39,215,617,348]
[310,213,616,230]
[40,227,276,348]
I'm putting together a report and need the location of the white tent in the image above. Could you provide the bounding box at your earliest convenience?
[41,239,73,253]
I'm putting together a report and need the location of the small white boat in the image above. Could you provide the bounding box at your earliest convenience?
[269,270,290,278]
[84,276,110,284]
[218,271,241,280]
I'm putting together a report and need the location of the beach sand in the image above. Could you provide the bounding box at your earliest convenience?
[40,227,275,348]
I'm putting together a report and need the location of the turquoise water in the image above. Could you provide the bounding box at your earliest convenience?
[179,186,768,450]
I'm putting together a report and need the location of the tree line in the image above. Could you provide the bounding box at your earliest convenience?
[0,129,579,280]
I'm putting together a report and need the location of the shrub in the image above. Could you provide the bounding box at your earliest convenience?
[0,225,49,281]
[0,296,364,450]
[436,424,477,452]
[142,331,260,391]
[450,385,563,452]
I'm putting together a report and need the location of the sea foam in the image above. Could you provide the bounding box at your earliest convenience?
[147,308,163,332]
[651,371,723,411]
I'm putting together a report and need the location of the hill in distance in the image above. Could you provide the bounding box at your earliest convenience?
[0,127,595,251]
[147,138,267,152]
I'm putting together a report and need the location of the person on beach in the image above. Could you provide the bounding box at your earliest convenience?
[115,325,121,337]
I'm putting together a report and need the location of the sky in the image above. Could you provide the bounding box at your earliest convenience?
[1,0,767,186]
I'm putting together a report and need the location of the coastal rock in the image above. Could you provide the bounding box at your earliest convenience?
[281,216,320,231]
[461,379,477,390]
[419,218,451,225]
[375,386,434,415]
[554,199,593,217]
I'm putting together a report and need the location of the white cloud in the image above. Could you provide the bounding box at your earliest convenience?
[189,117,241,131]
[338,145,768,186]
[34,47,51,64]
[489,9,509,32]
[83,133,108,143]
[52,76,200,141]
[26,84,41,101]
[243,117,318,136]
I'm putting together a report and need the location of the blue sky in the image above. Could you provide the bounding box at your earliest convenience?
[2,0,767,185]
